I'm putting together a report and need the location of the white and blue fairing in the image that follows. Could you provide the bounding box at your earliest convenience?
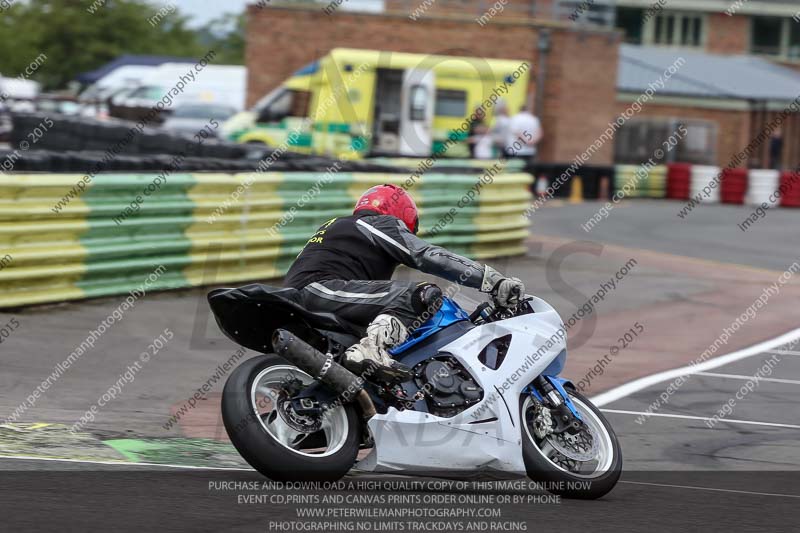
[357,295,575,475]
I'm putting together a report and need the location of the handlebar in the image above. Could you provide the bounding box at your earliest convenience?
[468,302,493,323]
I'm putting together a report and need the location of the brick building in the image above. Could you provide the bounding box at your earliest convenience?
[614,0,800,59]
[611,0,800,169]
[245,0,800,169]
[246,1,621,165]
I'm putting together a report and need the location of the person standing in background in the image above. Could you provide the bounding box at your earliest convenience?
[507,105,543,162]
[473,123,494,159]
[492,100,511,158]
[466,106,487,158]
[467,106,492,159]
[467,106,494,159]
[769,127,783,170]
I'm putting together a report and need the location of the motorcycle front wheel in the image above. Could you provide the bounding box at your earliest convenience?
[520,388,622,499]
[221,354,362,481]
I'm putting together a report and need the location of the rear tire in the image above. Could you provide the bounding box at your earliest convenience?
[521,389,622,499]
[222,354,361,481]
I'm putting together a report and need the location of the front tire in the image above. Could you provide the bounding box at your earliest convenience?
[521,389,622,499]
[221,354,362,481]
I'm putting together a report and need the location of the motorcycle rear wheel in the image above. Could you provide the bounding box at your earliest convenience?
[222,354,362,481]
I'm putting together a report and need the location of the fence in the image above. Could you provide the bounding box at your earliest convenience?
[0,170,532,307]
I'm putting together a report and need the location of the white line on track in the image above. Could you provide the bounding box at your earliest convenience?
[590,327,800,407]
[619,480,800,499]
[694,371,800,386]
[0,454,254,471]
[771,350,800,357]
[601,409,800,430]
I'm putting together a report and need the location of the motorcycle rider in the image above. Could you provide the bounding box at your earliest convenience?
[283,184,525,379]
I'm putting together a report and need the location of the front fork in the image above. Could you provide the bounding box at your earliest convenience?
[525,375,583,434]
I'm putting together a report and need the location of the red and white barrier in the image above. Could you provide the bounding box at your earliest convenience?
[746,169,780,207]
[779,171,800,207]
[663,163,800,209]
[666,163,691,200]
[690,165,721,204]
[720,168,747,205]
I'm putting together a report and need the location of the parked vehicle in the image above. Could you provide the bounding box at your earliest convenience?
[78,65,157,118]
[36,94,82,116]
[161,103,237,136]
[0,106,10,143]
[79,65,158,103]
[222,48,530,159]
[0,76,40,113]
[108,63,246,124]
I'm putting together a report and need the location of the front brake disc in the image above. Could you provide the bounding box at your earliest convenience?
[547,425,599,462]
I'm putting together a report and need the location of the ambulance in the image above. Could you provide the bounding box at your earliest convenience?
[222,48,530,159]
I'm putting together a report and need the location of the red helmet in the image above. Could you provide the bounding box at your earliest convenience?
[354,184,419,233]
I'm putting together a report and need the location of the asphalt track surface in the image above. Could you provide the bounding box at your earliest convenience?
[2,200,799,532]
[532,199,799,271]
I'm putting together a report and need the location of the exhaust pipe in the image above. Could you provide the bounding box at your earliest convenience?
[272,329,376,419]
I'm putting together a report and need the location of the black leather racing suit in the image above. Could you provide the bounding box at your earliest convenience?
[284,210,504,331]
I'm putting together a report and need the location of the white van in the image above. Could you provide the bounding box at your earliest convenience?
[126,63,246,110]
[0,77,40,112]
[79,65,159,103]
[108,63,246,123]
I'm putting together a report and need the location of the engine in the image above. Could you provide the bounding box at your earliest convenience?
[413,356,483,417]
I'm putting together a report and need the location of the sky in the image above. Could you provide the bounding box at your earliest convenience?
[172,0,249,26]
[172,0,384,27]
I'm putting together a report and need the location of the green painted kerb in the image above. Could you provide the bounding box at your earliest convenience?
[104,438,247,469]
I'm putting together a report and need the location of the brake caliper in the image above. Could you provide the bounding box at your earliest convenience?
[532,403,554,440]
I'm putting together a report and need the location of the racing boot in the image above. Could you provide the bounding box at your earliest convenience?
[343,314,413,383]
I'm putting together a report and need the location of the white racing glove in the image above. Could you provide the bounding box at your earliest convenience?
[493,277,525,307]
[481,266,526,308]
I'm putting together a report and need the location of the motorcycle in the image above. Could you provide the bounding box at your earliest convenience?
[209,284,622,499]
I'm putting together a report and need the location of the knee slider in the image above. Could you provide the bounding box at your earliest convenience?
[412,283,443,319]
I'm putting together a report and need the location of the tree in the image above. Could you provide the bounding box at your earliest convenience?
[196,13,246,66]
[0,0,207,89]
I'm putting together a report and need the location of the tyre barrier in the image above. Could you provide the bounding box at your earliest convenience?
[780,171,800,207]
[690,165,722,204]
[720,168,748,205]
[746,169,780,207]
[11,113,255,160]
[0,148,423,174]
[666,163,691,200]
[618,162,800,211]
[0,171,532,308]
[613,164,667,198]
[367,157,526,173]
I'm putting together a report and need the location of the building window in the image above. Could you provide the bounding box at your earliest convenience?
[680,16,702,47]
[676,121,717,165]
[751,17,800,60]
[616,7,644,44]
[789,21,800,59]
[615,118,717,166]
[751,16,783,56]
[435,89,467,118]
[646,12,705,48]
